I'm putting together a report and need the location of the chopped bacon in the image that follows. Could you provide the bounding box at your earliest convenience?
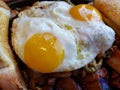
[55,77,82,90]
[107,48,120,73]
[109,71,120,89]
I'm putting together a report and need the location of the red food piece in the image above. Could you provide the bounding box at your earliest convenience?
[78,69,102,90]
[107,49,120,73]
[109,71,120,89]
[55,77,82,90]
[43,84,53,90]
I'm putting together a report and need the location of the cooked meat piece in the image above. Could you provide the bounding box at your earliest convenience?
[49,72,71,78]
[43,84,54,90]
[78,69,102,90]
[109,71,120,89]
[55,77,82,90]
[107,48,120,73]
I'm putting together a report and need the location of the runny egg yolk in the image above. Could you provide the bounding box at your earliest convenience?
[69,4,102,21]
[24,33,64,73]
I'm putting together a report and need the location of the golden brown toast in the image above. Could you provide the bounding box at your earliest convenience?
[0,0,26,89]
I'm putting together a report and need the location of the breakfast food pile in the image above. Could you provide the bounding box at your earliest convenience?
[0,0,120,90]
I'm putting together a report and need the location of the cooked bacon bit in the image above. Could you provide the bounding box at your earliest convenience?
[84,80,102,90]
[77,69,102,90]
[48,72,71,78]
[42,84,54,90]
[114,36,120,45]
[109,71,120,89]
[72,69,90,80]
[111,78,120,89]
[55,77,82,90]
[72,69,81,77]
[107,48,120,73]
[81,72,99,83]
[111,71,119,79]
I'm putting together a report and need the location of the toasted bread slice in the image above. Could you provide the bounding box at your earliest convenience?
[0,1,26,90]
[94,0,120,36]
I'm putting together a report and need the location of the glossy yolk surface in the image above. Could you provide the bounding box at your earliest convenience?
[70,4,102,21]
[24,33,64,73]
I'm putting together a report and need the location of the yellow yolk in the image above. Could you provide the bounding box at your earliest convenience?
[70,4,102,21]
[24,33,64,73]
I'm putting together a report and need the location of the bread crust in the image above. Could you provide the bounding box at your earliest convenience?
[0,1,27,89]
[94,0,120,36]
[0,0,10,10]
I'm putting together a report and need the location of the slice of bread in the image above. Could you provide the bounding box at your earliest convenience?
[0,1,26,90]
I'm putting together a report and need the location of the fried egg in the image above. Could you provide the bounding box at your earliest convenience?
[12,1,115,73]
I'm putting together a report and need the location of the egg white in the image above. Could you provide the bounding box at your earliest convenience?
[12,1,115,72]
